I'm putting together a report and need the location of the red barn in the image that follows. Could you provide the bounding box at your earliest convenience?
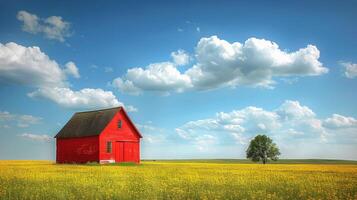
[55,107,142,164]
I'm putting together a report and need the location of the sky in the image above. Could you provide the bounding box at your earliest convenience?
[1,0,357,160]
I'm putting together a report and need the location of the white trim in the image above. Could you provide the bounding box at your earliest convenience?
[100,160,115,164]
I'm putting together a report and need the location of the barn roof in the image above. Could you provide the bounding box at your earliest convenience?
[55,107,142,139]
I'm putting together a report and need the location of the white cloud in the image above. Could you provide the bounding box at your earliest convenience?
[0,111,42,128]
[188,36,327,89]
[136,123,167,144]
[175,100,349,148]
[194,134,217,151]
[28,87,120,109]
[340,62,357,78]
[276,100,315,120]
[217,106,281,132]
[111,78,142,95]
[175,128,192,140]
[196,27,200,32]
[16,10,40,33]
[64,62,80,78]
[114,36,328,95]
[19,133,51,142]
[113,62,192,95]
[126,105,138,112]
[0,42,136,111]
[176,105,282,145]
[286,128,304,136]
[17,115,42,127]
[0,42,66,87]
[298,118,327,142]
[323,114,357,129]
[17,10,71,42]
[171,50,190,66]
[90,64,99,69]
[0,111,13,121]
[28,87,138,111]
[274,100,327,140]
[104,67,114,73]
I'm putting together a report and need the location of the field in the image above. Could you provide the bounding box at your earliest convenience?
[1,160,357,200]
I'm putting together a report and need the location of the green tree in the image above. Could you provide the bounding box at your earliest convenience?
[246,135,280,164]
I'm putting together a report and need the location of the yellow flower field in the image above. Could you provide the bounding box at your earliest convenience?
[0,160,357,200]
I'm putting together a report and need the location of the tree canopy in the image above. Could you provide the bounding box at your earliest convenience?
[246,135,280,164]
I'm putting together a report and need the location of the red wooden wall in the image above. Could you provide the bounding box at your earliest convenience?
[99,109,141,163]
[56,136,99,163]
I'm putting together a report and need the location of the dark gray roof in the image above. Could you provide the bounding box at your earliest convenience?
[55,107,121,139]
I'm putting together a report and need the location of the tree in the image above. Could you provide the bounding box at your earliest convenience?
[246,135,280,164]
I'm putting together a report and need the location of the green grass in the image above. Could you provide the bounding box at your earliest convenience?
[0,160,357,200]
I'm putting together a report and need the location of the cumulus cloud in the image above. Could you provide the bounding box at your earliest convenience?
[114,36,328,95]
[275,101,327,141]
[19,133,52,142]
[112,62,192,95]
[176,105,282,148]
[187,36,327,89]
[17,10,71,42]
[323,114,357,129]
[0,42,67,87]
[171,50,190,66]
[276,100,315,120]
[0,42,136,111]
[0,111,42,128]
[64,62,80,78]
[28,87,138,111]
[340,62,357,78]
[175,100,353,150]
[28,87,120,109]
[111,78,142,95]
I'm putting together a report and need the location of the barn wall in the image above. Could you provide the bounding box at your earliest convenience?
[56,136,99,163]
[99,109,140,163]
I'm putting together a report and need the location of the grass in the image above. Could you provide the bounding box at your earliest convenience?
[85,162,138,166]
[144,159,357,164]
[0,160,357,199]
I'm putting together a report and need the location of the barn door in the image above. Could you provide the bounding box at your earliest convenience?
[115,141,139,163]
[124,142,134,162]
[115,142,124,162]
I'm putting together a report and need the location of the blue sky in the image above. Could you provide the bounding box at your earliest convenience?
[1,0,357,160]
